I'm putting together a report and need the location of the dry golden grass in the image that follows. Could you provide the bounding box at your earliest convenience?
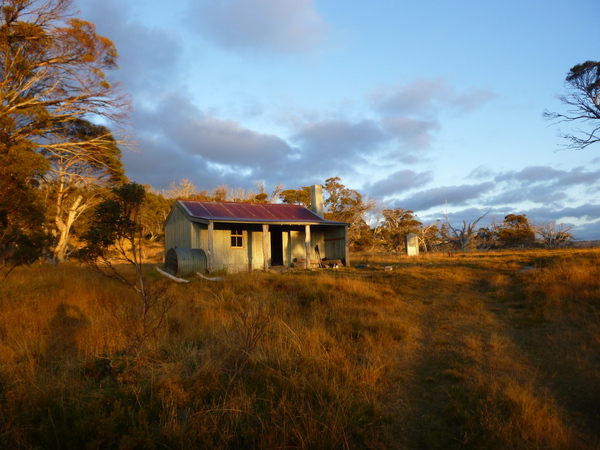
[0,249,599,448]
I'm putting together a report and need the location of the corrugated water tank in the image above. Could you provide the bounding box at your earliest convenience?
[164,248,207,277]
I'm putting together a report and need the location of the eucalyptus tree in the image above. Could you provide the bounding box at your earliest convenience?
[442,210,490,252]
[497,214,535,249]
[375,207,422,252]
[1,0,128,263]
[80,183,174,350]
[534,222,573,249]
[545,61,600,150]
[42,119,125,262]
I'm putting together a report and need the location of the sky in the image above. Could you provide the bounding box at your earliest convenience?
[74,0,600,239]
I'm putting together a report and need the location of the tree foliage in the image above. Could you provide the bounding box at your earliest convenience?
[535,222,573,249]
[80,183,173,350]
[544,60,600,150]
[323,178,376,251]
[0,149,50,279]
[497,214,535,249]
[374,208,422,252]
[140,187,173,242]
[442,210,489,251]
[0,0,128,266]
[43,119,126,262]
[162,178,282,203]
[280,186,312,208]
[0,0,127,149]
[80,183,145,262]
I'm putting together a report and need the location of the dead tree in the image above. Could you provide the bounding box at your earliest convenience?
[442,210,490,251]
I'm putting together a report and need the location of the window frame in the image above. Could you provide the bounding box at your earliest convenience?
[231,228,244,248]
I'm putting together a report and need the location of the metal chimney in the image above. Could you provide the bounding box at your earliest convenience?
[310,185,323,218]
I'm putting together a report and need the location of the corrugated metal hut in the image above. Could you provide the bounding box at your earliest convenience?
[164,185,349,274]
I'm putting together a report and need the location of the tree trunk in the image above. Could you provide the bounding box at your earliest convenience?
[53,195,86,263]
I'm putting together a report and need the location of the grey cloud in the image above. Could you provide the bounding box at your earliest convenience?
[527,204,600,222]
[495,166,560,183]
[397,182,495,213]
[495,166,600,188]
[381,116,440,149]
[372,78,450,116]
[516,166,562,182]
[131,93,298,186]
[489,186,568,206]
[468,166,496,180]
[121,140,218,191]
[77,0,186,93]
[558,166,600,186]
[369,78,495,155]
[184,116,296,167]
[293,119,390,174]
[371,78,496,117]
[188,0,328,54]
[571,220,600,241]
[366,170,433,198]
[453,88,498,113]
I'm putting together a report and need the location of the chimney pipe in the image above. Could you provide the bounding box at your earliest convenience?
[310,185,323,218]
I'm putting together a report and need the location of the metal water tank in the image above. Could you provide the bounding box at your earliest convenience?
[164,248,207,277]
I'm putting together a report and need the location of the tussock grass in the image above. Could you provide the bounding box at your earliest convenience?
[0,249,599,448]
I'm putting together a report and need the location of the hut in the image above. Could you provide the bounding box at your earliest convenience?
[164,185,349,275]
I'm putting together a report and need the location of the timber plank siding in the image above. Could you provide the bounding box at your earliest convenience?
[163,199,348,274]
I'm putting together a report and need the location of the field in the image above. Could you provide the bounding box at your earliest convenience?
[0,249,599,449]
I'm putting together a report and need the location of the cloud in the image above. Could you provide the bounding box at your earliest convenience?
[366,170,433,198]
[495,166,600,188]
[371,77,497,117]
[453,88,498,114]
[293,119,390,174]
[381,116,440,149]
[396,182,495,213]
[528,203,600,222]
[368,78,496,154]
[371,78,450,117]
[572,219,600,241]
[128,93,303,187]
[188,0,328,54]
[183,116,296,168]
[76,0,186,94]
[489,185,569,206]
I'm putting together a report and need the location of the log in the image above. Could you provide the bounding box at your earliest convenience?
[197,272,224,282]
[156,267,190,283]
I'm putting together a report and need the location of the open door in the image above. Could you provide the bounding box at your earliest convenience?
[270,226,284,266]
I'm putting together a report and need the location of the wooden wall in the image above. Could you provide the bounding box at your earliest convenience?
[164,205,194,257]
[164,210,347,272]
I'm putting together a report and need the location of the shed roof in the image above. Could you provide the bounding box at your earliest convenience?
[176,200,346,225]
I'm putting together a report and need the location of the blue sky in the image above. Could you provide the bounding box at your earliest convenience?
[75,0,600,239]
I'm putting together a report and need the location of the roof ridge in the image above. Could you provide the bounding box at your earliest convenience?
[178,199,302,206]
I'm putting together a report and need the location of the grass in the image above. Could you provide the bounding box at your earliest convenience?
[0,249,599,448]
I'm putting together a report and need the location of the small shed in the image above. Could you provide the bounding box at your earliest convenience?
[164,186,349,274]
[405,232,419,257]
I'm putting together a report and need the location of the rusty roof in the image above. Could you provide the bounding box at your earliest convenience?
[177,200,346,225]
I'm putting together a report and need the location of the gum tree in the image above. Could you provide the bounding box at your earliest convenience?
[43,119,126,262]
[544,61,600,150]
[442,210,489,252]
[1,0,129,264]
[80,183,173,350]
[497,214,535,249]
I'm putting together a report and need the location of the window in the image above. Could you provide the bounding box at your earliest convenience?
[231,229,243,248]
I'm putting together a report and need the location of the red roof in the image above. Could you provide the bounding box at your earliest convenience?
[177,200,345,225]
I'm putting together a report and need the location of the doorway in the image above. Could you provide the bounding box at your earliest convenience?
[270,226,284,266]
